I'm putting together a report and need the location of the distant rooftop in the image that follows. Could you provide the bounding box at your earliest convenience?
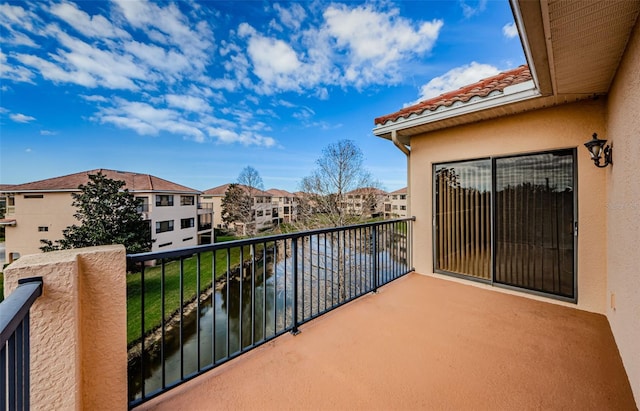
[203,183,272,197]
[1,169,199,193]
[389,187,407,195]
[267,188,295,197]
[345,187,387,196]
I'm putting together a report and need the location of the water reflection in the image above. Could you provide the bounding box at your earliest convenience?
[129,232,409,400]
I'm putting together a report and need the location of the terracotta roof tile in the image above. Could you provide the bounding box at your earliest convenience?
[345,187,387,196]
[267,188,294,197]
[203,183,271,197]
[374,65,532,125]
[389,187,407,195]
[3,169,199,193]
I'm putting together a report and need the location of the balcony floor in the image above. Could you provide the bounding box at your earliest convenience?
[136,273,636,411]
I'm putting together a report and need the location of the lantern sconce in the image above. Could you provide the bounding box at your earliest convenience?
[584,133,612,168]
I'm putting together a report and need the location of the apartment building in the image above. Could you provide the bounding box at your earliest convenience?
[201,184,273,234]
[384,187,408,218]
[266,188,297,224]
[0,169,213,262]
[343,187,387,218]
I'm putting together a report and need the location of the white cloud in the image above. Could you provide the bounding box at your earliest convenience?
[49,1,130,39]
[80,94,109,102]
[416,62,501,102]
[207,127,276,147]
[243,29,303,91]
[166,94,211,113]
[10,113,36,123]
[227,3,444,94]
[112,0,213,63]
[40,130,58,136]
[273,3,306,30]
[323,4,442,65]
[502,22,518,39]
[320,4,443,89]
[459,0,487,18]
[0,50,35,83]
[94,98,277,147]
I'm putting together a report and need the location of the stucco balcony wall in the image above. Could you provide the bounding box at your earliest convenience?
[3,245,128,411]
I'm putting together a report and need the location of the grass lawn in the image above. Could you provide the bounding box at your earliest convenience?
[127,244,265,346]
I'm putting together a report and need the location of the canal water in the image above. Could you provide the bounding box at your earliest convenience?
[130,233,407,400]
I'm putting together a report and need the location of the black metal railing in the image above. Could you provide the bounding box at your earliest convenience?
[126,217,414,408]
[1,277,43,411]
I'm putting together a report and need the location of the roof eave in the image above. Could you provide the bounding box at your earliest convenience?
[373,81,540,142]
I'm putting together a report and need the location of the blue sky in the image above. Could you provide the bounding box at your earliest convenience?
[0,0,525,192]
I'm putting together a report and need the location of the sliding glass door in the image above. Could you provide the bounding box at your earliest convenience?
[434,149,576,299]
[434,159,491,280]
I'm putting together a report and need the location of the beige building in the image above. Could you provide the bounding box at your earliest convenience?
[374,2,640,403]
[201,183,273,234]
[384,187,408,219]
[344,187,386,218]
[267,188,298,224]
[0,169,213,261]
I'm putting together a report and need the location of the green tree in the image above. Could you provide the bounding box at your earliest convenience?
[40,172,151,254]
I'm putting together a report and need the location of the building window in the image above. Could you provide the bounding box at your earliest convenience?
[256,210,263,217]
[181,218,194,229]
[400,195,407,200]
[156,195,174,207]
[8,197,15,206]
[156,220,174,233]
[183,237,193,242]
[136,197,149,213]
[433,149,575,299]
[180,195,195,206]
[24,194,44,199]
[38,226,48,232]
[158,242,172,248]
[400,206,407,210]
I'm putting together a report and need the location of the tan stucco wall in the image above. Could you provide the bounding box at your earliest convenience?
[3,245,127,410]
[410,99,608,314]
[4,192,77,260]
[606,18,640,403]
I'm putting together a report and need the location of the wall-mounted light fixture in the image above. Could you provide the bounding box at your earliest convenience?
[584,133,612,168]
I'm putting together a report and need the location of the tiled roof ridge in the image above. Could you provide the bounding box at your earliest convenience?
[3,168,199,192]
[204,183,272,197]
[389,187,407,195]
[345,187,387,195]
[267,188,294,196]
[374,65,531,125]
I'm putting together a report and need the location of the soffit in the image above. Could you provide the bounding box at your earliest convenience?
[547,0,640,95]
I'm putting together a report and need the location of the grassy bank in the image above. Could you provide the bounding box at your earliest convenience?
[127,244,265,346]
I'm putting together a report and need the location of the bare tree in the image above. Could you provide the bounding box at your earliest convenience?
[237,166,264,199]
[221,183,252,235]
[231,166,266,236]
[298,140,382,228]
[296,140,383,300]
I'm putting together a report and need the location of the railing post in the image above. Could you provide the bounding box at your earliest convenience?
[291,237,300,335]
[372,225,378,293]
